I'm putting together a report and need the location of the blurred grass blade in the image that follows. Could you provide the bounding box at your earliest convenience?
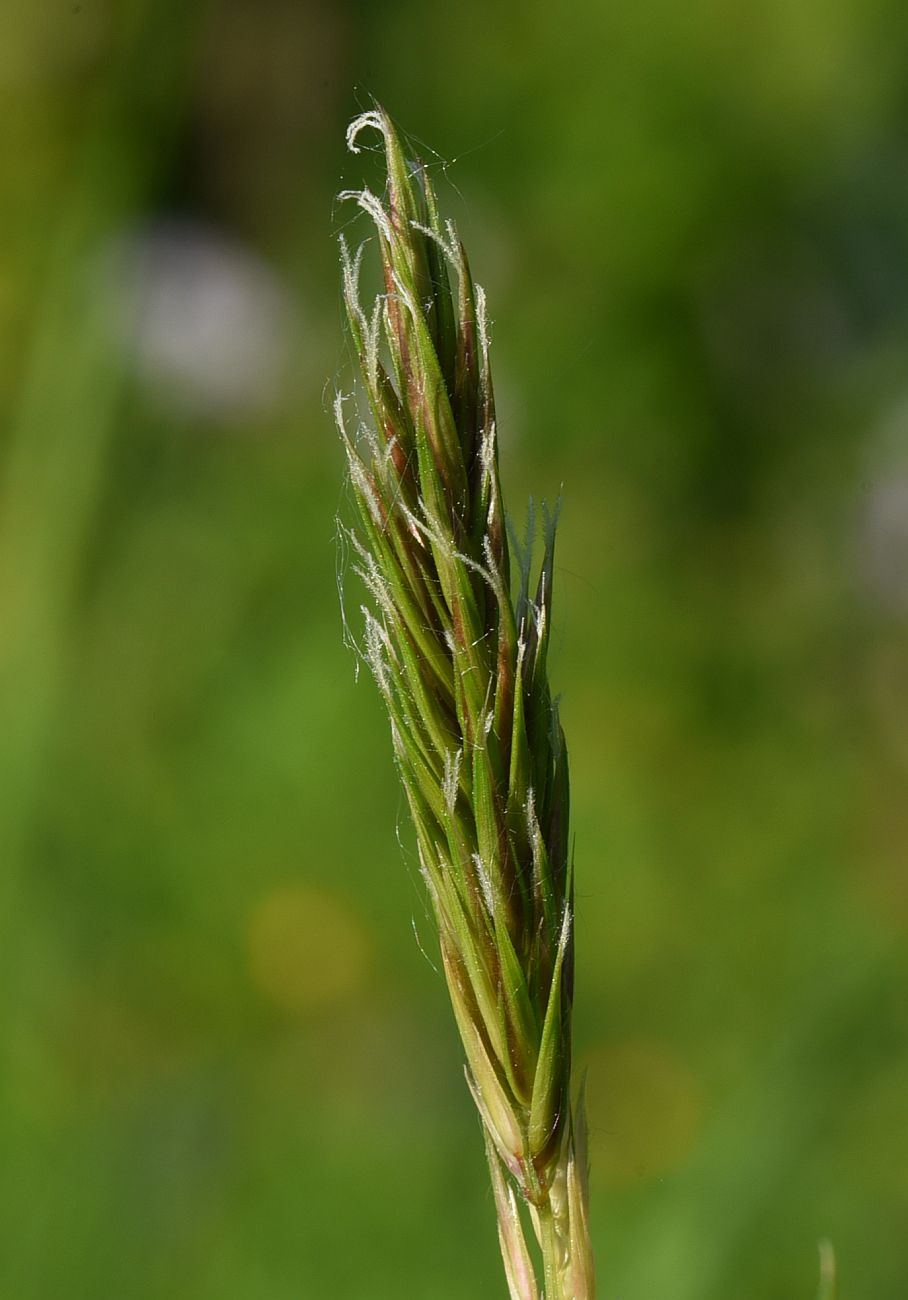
[817,1241,836,1300]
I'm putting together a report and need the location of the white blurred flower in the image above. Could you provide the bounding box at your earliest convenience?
[859,396,908,613]
[102,219,301,423]
[860,473,908,611]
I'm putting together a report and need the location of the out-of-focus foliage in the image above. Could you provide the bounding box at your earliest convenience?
[0,1,905,1297]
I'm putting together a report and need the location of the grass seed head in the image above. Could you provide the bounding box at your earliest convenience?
[337,104,593,1299]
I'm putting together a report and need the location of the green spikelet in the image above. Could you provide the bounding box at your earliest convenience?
[336,105,595,1300]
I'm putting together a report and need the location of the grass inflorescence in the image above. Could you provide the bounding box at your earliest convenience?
[335,105,595,1300]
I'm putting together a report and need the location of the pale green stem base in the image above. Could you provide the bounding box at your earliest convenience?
[529,1141,595,1300]
[534,1201,592,1300]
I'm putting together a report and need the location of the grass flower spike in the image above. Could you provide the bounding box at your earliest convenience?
[336,106,595,1300]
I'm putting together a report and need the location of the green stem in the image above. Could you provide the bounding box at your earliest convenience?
[537,1202,567,1300]
[531,1133,597,1300]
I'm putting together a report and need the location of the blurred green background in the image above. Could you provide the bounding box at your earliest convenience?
[1,1,907,1296]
